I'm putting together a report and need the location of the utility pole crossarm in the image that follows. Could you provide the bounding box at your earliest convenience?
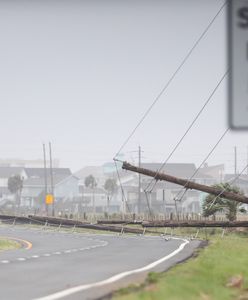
[122,162,248,204]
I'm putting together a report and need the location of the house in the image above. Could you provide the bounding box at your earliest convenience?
[0,167,27,209]
[74,166,106,187]
[21,168,79,212]
[199,164,225,183]
[75,164,123,213]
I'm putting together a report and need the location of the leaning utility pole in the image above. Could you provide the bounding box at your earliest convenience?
[122,161,248,204]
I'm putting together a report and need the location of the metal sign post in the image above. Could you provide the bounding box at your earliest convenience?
[229,0,248,129]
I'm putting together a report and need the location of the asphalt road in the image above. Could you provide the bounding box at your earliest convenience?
[0,224,201,300]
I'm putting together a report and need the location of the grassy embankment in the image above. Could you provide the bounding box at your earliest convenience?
[0,238,20,251]
[113,230,248,300]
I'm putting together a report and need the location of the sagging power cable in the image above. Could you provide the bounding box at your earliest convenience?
[207,164,248,211]
[145,70,229,193]
[174,127,230,203]
[114,1,227,159]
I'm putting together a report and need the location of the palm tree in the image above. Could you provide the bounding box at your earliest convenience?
[104,178,117,215]
[84,175,97,214]
[8,174,23,214]
[202,182,246,221]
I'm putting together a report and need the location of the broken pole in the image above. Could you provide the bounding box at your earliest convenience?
[122,162,248,204]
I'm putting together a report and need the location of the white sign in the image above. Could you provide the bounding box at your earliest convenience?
[229,0,248,129]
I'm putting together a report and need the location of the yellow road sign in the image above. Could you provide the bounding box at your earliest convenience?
[46,194,54,205]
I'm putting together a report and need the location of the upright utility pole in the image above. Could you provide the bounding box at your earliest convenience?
[247,146,248,176]
[162,189,166,218]
[49,142,55,216]
[234,146,237,175]
[43,143,48,215]
[138,145,141,214]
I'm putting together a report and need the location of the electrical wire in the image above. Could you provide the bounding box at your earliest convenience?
[207,164,248,211]
[145,70,229,193]
[114,1,227,159]
[173,127,230,203]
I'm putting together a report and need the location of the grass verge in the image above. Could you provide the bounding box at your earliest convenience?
[0,238,20,251]
[113,231,248,300]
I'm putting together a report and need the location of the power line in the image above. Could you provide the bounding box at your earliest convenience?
[114,1,227,159]
[207,163,248,211]
[145,70,229,193]
[174,128,230,203]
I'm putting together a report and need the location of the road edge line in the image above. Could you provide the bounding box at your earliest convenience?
[34,238,189,300]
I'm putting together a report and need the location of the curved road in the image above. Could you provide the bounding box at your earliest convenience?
[0,225,201,300]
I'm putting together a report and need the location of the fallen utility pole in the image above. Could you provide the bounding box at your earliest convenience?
[0,214,159,235]
[122,162,248,204]
[142,220,248,228]
[97,220,143,225]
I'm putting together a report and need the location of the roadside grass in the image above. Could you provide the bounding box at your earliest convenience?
[0,238,20,251]
[113,231,248,300]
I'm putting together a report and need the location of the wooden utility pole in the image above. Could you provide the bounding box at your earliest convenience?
[247,146,248,176]
[122,162,248,204]
[138,145,141,214]
[49,142,55,217]
[142,220,248,228]
[43,143,48,215]
[234,146,237,175]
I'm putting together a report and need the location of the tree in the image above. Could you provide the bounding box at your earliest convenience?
[104,178,117,215]
[84,175,97,189]
[8,175,23,212]
[84,175,97,214]
[202,183,246,221]
[104,178,117,195]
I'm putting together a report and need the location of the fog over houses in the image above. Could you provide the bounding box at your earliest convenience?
[0,157,246,217]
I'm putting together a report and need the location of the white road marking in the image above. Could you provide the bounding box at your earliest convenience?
[1,260,9,264]
[34,238,189,300]
[17,257,26,261]
[31,255,39,258]
[64,250,71,253]
[43,254,51,257]
[53,252,61,255]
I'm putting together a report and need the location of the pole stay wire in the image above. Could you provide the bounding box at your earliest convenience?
[114,160,131,214]
[114,1,227,159]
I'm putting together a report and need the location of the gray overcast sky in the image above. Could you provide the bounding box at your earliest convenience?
[0,0,247,172]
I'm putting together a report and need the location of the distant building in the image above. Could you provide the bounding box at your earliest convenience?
[21,168,79,211]
[0,167,27,209]
[0,166,79,213]
[0,158,59,168]
[74,164,122,213]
